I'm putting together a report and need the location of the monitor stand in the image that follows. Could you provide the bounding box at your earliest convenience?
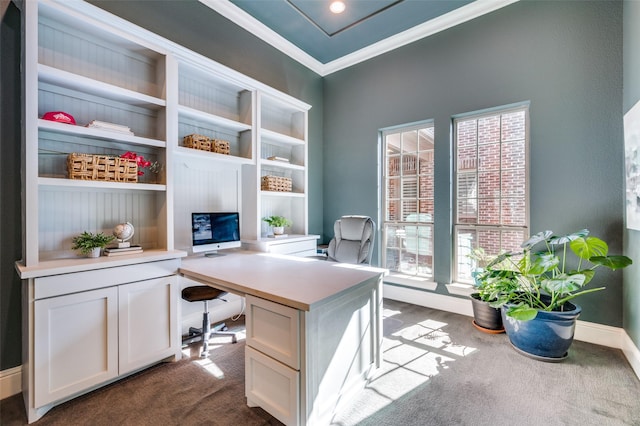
[204,251,226,258]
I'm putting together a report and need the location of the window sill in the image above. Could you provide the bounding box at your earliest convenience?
[383,274,438,291]
[445,282,475,297]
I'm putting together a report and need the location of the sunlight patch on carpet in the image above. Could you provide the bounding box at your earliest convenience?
[194,356,226,378]
[331,310,478,424]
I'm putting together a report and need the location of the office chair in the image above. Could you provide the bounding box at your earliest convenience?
[181,286,237,358]
[322,215,375,265]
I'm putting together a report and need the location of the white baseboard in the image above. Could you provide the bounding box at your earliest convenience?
[622,331,640,380]
[384,283,474,317]
[574,319,624,348]
[0,365,22,399]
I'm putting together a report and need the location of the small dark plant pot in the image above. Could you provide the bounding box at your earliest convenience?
[501,301,582,362]
[470,293,504,332]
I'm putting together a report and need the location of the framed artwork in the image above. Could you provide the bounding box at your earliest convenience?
[625,99,640,231]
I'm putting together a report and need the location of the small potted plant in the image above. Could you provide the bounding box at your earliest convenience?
[469,248,518,333]
[488,229,632,360]
[262,215,292,235]
[71,231,115,258]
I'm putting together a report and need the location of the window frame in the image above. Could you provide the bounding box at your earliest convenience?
[452,103,530,284]
[380,120,436,286]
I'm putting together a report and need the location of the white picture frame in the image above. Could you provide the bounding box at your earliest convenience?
[624,99,640,231]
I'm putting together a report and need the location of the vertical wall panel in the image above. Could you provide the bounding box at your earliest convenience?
[172,158,241,252]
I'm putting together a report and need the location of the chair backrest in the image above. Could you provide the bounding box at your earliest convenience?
[327,215,375,264]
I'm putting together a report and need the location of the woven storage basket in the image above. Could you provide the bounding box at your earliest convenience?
[261,175,292,192]
[212,139,230,155]
[67,153,138,183]
[183,134,212,151]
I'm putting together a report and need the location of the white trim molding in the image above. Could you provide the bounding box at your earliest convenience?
[622,331,640,380]
[574,320,625,349]
[200,0,520,76]
[385,275,438,291]
[384,282,474,317]
[0,365,22,399]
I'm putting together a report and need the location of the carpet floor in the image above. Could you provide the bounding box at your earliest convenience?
[2,299,639,425]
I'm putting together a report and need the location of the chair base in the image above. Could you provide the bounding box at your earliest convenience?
[183,317,238,358]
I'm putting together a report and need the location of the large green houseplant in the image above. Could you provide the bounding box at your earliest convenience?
[487,229,632,360]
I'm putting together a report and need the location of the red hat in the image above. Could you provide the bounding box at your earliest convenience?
[42,111,76,125]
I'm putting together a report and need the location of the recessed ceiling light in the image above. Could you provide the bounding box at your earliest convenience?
[330,1,346,14]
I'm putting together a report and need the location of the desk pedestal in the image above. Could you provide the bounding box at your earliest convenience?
[244,276,382,426]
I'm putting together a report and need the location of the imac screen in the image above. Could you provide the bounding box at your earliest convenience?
[192,212,241,255]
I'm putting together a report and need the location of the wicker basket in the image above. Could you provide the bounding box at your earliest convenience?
[183,134,230,155]
[67,153,138,183]
[183,134,212,151]
[261,175,292,192]
[212,139,230,155]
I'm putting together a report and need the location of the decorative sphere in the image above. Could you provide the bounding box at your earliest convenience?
[113,222,135,242]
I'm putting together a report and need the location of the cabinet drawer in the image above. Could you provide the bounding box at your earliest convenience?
[246,294,300,369]
[34,259,180,299]
[267,239,316,256]
[245,346,299,426]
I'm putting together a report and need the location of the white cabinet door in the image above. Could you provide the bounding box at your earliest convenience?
[34,287,118,407]
[118,275,179,375]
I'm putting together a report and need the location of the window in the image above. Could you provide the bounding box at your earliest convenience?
[381,122,434,280]
[454,105,529,284]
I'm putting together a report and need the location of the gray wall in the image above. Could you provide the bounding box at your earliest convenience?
[623,0,640,348]
[323,0,625,325]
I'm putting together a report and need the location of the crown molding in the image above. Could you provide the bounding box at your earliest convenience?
[198,0,325,74]
[200,0,520,77]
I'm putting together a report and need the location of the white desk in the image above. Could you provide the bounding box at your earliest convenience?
[179,252,385,426]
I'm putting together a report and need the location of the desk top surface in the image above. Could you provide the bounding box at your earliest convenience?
[179,251,386,311]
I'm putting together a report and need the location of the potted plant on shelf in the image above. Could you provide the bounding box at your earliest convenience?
[262,215,292,236]
[488,229,632,361]
[71,231,115,258]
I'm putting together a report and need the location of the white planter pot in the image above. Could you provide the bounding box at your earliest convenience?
[87,247,102,258]
[273,226,285,235]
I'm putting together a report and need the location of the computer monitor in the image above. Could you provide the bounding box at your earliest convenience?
[191,212,241,256]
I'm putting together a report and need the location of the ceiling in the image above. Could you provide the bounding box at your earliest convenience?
[199,0,519,76]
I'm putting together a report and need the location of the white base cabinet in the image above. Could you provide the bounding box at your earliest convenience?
[22,259,182,424]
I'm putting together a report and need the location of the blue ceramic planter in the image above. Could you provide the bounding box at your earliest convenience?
[501,302,581,362]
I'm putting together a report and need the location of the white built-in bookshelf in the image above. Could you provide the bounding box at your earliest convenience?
[21,0,312,269]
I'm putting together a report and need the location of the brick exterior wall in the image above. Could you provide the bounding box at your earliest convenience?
[456,108,528,277]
